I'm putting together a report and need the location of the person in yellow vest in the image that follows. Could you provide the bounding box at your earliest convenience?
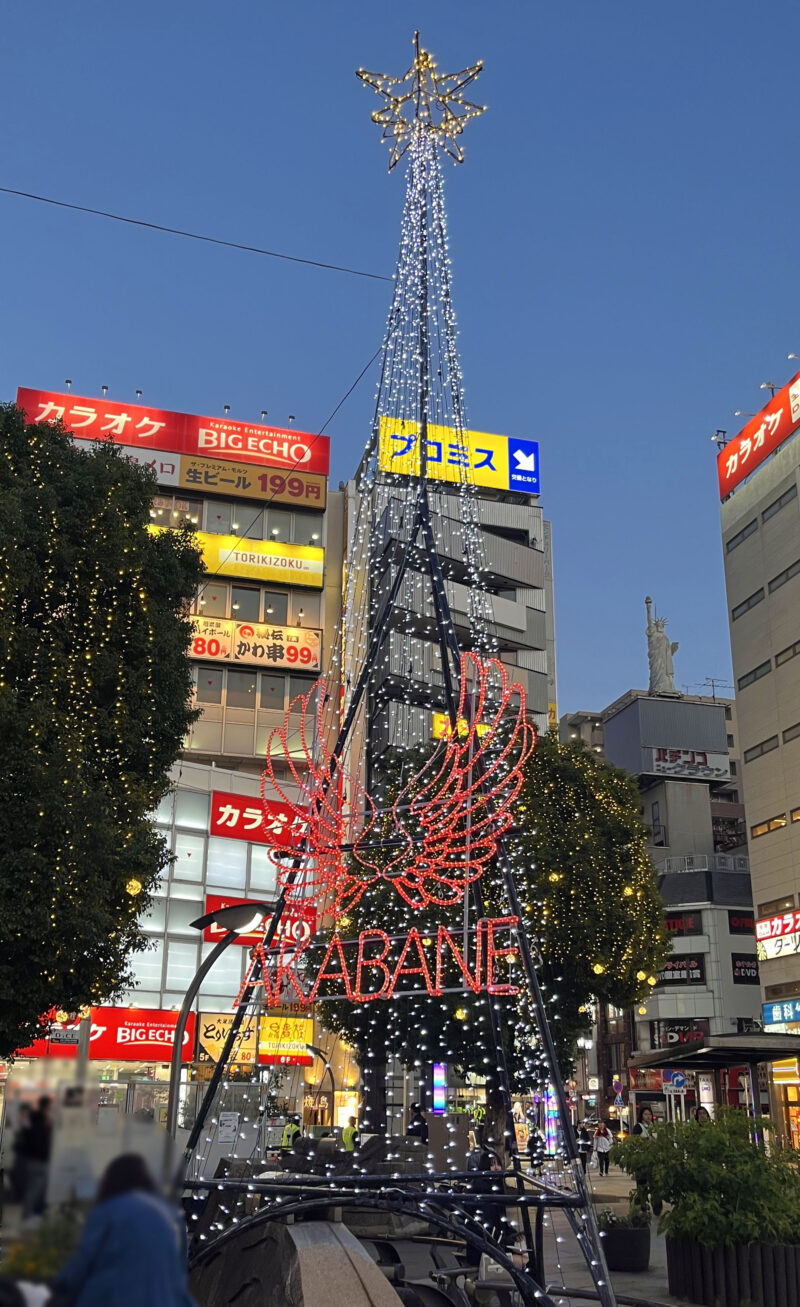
[342,1116,360,1153]
[281,1115,302,1153]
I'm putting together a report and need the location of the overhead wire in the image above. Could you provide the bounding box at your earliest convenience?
[0,185,392,283]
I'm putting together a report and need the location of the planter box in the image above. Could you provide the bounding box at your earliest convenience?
[666,1236,800,1307]
[600,1225,650,1273]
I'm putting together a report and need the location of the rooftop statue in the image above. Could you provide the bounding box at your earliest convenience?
[645,595,679,695]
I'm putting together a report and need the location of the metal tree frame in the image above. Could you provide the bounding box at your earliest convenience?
[180,34,618,1307]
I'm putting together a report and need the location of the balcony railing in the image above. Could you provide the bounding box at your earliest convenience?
[657,852,750,874]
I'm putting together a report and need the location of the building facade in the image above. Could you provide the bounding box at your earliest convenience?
[561,690,760,1124]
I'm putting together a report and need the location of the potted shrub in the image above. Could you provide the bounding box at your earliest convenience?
[612,1108,800,1307]
[596,1191,651,1272]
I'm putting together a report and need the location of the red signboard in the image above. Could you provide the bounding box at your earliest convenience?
[756,909,800,941]
[16,387,330,476]
[203,894,317,949]
[210,790,307,847]
[717,371,800,498]
[16,1007,195,1062]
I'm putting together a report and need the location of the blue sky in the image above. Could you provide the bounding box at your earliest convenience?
[2,2,798,712]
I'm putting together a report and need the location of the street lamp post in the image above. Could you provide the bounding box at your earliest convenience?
[165,900,275,1139]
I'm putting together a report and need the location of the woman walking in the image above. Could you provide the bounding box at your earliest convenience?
[593,1121,612,1176]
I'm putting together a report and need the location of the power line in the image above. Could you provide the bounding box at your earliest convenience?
[197,346,382,592]
[0,185,391,283]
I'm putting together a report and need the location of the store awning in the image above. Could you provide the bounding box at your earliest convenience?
[629,1033,800,1072]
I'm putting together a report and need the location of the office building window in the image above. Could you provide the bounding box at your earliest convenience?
[737,660,772,691]
[784,722,800,744]
[730,761,737,776]
[195,666,223,704]
[174,790,209,830]
[265,508,293,541]
[260,673,287,709]
[225,669,258,708]
[263,591,289,623]
[758,895,795,915]
[777,639,800,667]
[731,588,765,620]
[791,808,800,823]
[726,518,758,551]
[725,705,732,720]
[762,483,798,523]
[744,735,779,763]
[231,585,260,621]
[750,814,787,838]
[769,558,800,595]
[197,585,228,617]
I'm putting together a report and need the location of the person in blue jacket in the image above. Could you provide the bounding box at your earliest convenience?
[52,1153,196,1307]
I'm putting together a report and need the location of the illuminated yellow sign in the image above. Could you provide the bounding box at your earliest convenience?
[259,1015,314,1065]
[378,417,540,494]
[432,712,490,740]
[150,527,323,588]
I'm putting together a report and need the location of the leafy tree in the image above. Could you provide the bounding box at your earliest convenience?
[0,404,204,1055]
[318,732,668,1132]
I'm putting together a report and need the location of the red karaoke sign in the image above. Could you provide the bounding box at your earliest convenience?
[717,371,800,498]
[210,790,308,848]
[203,894,317,949]
[16,387,330,476]
[16,1007,196,1062]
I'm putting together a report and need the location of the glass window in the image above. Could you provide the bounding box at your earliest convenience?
[206,836,247,890]
[769,558,800,594]
[167,880,203,901]
[226,668,258,708]
[289,675,317,704]
[751,815,787,838]
[174,790,209,830]
[292,593,320,626]
[196,667,223,704]
[165,941,199,991]
[196,584,227,618]
[262,592,289,623]
[744,735,779,763]
[792,809,800,823]
[732,588,765,620]
[261,673,286,709]
[167,898,204,935]
[776,639,800,667]
[265,509,292,541]
[130,940,164,990]
[231,586,260,621]
[730,761,737,776]
[295,512,324,546]
[154,793,174,826]
[737,660,772,691]
[725,518,758,552]
[758,895,794,915]
[249,844,278,895]
[725,705,732,720]
[784,722,800,744]
[206,501,232,534]
[198,943,244,997]
[762,483,798,523]
[242,507,264,539]
[173,832,205,881]
[140,898,166,934]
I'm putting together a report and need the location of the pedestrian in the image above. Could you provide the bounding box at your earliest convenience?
[593,1120,612,1176]
[632,1105,654,1137]
[21,1096,52,1218]
[51,1153,197,1307]
[693,1105,711,1123]
[407,1102,429,1145]
[577,1125,592,1174]
[10,1104,31,1203]
[280,1114,302,1155]
[342,1115,360,1153]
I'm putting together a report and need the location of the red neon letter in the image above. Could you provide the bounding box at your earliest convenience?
[388,928,437,997]
[354,929,392,1001]
[308,934,354,1002]
[233,942,278,1009]
[435,925,482,994]
[484,916,521,995]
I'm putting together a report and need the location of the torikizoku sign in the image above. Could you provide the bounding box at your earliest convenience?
[378,417,540,494]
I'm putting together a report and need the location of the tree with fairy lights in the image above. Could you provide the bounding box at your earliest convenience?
[318,732,667,1137]
[0,403,204,1055]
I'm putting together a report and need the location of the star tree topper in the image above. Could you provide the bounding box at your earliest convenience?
[357,31,486,169]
